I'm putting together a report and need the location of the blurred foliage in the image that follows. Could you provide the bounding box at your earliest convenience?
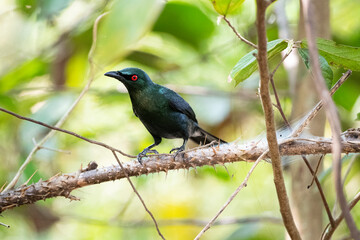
[0,0,359,239]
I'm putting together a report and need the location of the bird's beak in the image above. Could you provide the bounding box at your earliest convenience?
[104,71,121,79]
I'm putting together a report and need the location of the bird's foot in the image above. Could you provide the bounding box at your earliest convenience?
[169,146,185,160]
[137,149,159,164]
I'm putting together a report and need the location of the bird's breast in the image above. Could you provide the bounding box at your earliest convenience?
[129,90,190,139]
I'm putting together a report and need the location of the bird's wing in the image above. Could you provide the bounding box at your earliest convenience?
[165,88,198,123]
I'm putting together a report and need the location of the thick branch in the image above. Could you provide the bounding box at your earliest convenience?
[301,0,359,238]
[256,0,301,239]
[1,133,359,213]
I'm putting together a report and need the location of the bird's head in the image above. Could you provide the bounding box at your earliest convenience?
[104,67,153,91]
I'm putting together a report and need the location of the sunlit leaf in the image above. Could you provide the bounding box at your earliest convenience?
[0,58,48,93]
[153,2,215,49]
[210,0,245,15]
[301,38,360,71]
[298,48,333,89]
[95,0,163,63]
[229,39,288,86]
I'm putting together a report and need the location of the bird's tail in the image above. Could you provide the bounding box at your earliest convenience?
[190,126,227,145]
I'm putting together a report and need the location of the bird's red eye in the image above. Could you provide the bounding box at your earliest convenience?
[131,75,138,81]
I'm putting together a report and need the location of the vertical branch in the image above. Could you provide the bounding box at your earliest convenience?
[255,1,301,239]
[301,0,360,239]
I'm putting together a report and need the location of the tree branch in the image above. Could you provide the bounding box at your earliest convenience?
[255,0,301,239]
[301,0,359,238]
[222,16,258,49]
[322,190,360,240]
[1,132,359,214]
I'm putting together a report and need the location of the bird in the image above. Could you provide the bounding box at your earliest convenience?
[105,67,226,164]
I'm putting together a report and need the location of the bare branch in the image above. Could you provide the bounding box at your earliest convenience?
[255,0,301,238]
[301,155,335,227]
[291,70,352,137]
[222,16,258,49]
[1,133,359,214]
[301,0,359,238]
[322,191,360,240]
[0,107,134,161]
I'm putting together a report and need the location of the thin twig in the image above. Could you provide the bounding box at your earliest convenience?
[301,1,359,238]
[301,155,335,227]
[0,107,135,160]
[23,170,38,186]
[2,12,110,192]
[111,151,165,240]
[270,45,293,126]
[322,191,360,240]
[222,16,258,49]
[307,155,324,188]
[291,70,352,137]
[194,149,269,240]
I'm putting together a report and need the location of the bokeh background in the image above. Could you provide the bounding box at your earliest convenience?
[0,0,359,239]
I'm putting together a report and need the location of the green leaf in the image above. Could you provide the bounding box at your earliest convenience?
[301,38,360,71]
[153,2,215,49]
[298,48,333,89]
[229,39,288,86]
[210,0,245,16]
[0,58,48,93]
[95,0,163,62]
[356,113,360,121]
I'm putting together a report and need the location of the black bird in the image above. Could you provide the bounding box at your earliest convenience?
[105,67,226,163]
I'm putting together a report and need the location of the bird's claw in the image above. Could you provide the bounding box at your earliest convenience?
[170,147,185,160]
[137,149,159,164]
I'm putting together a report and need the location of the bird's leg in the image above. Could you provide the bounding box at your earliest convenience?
[170,139,188,160]
[137,136,161,164]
